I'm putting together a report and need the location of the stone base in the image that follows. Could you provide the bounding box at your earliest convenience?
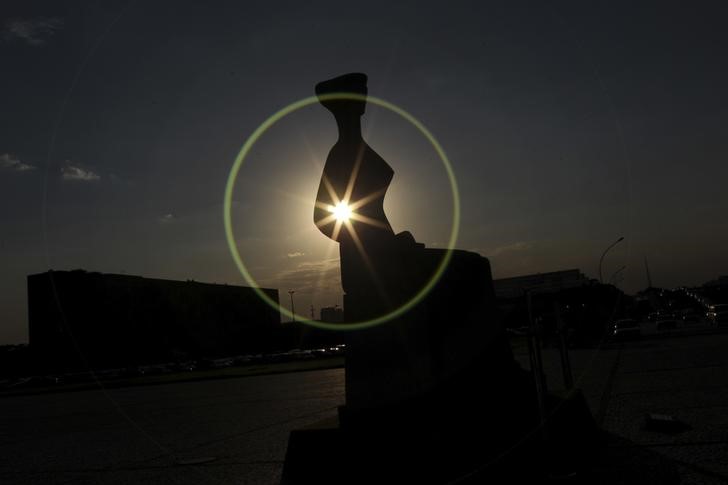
[281,388,600,484]
[343,250,510,412]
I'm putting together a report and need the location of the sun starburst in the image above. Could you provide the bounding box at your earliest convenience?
[331,201,352,222]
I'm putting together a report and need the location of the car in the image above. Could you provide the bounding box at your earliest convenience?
[715,313,728,325]
[312,348,330,357]
[612,319,641,340]
[707,304,728,326]
[170,361,196,372]
[232,355,253,366]
[210,358,234,368]
[714,312,728,324]
[285,349,315,361]
[327,345,346,356]
[681,312,701,324]
[141,364,169,375]
[656,319,677,331]
[679,308,702,324]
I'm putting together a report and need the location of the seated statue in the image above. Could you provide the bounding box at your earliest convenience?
[313,73,522,415]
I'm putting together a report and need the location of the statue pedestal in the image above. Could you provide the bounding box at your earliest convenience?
[281,251,600,483]
[342,249,514,413]
[281,388,599,484]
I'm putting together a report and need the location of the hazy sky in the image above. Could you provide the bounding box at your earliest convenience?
[2,1,727,343]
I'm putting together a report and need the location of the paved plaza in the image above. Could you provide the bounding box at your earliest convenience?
[2,326,727,484]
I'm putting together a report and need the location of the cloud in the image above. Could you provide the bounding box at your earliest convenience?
[108,173,134,187]
[2,17,64,46]
[487,241,532,257]
[287,251,305,258]
[159,213,176,223]
[266,258,341,293]
[61,164,100,182]
[0,153,36,172]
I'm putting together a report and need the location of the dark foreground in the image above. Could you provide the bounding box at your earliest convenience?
[1,326,727,484]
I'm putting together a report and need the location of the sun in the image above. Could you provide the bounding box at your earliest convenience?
[331,201,352,222]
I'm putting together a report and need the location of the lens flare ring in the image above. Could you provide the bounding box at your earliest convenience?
[224,93,460,331]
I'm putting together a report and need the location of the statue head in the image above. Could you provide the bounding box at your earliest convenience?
[315,72,367,119]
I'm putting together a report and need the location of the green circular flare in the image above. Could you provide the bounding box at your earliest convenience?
[224,93,460,331]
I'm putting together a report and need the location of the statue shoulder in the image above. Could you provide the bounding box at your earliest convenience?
[364,145,394,176]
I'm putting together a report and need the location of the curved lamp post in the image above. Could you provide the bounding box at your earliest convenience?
[599,237,624,284]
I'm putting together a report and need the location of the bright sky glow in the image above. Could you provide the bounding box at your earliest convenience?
[4,2,727,343]
[224,93,460,330]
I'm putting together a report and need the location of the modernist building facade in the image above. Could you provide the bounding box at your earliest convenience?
[493,269,590,300]
[28,270,280,370]
[319,305,344,323]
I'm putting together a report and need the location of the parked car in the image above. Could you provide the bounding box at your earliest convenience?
[327,344,347,356]
[612,319,641,340]
[680,310,701,324]
[170,361,196,372]
[714,313,728,325]
[707,304,728,326]
[656,319,678,331]
[232,355,253,366]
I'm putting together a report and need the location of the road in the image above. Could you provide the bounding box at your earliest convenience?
[1,369,345,484]
[2,326,727,484]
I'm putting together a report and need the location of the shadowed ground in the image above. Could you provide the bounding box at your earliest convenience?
[2,325,727,484]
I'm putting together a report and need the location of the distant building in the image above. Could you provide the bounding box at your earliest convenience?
[320,305,344,323]
[28,270,281,371]
[703,275,728,288]
[493,269,590,299]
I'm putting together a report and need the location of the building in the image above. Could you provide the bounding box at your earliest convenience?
[320,305,344,323]
[703,275,728,288]
[493,269,590,300]
[494,269,626,344]
[28,270,281,371]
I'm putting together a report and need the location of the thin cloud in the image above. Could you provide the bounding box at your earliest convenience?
[61,164,100,182]
[159,213,176,223]
[0,153,36,172]
[487,241,532,257]
[2,17,64,46]
[267,258,341,293]
[287,251,305,258]
[109,173,135,187]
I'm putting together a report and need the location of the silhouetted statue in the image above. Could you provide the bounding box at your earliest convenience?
[312,72,518,412]
[281,73,600,484]
[314,73,420,319]
[314,73,393,242]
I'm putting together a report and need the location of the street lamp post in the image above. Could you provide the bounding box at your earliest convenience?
[288,290,296,323]
[599,237,624,284]
[609,265,627,286]
[524,288,548,441]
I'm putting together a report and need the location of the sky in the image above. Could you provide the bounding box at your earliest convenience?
[2,0,727,343]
